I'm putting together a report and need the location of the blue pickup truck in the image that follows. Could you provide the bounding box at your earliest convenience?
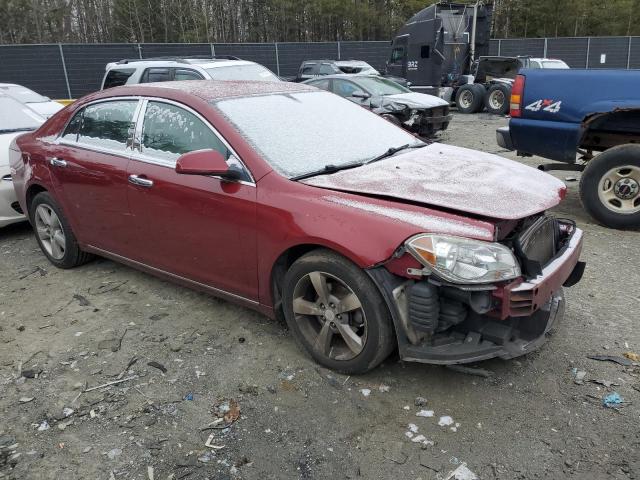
[497,69,640,229]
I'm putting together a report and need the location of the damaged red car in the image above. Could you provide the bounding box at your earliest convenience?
[10,81,585,373]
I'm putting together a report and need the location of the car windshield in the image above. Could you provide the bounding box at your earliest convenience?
[351,77,410,96]
[541,60,570,69]
[204,64,279,82]
[0,95,44,133]
[215,91,420,178]
[0,84,49,103]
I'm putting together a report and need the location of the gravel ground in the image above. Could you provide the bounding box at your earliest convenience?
[1,112,639,480]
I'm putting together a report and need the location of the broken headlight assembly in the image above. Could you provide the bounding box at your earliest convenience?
[405,234,521,284]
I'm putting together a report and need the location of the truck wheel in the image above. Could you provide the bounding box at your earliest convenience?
[455,84,484,114]
[484,84,511,115]
[580,144,640,229]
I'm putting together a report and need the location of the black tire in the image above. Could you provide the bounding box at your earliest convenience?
[484,83,511,115]
[29,191,93,268]
[455,84,485,113]
[282,249,395,374]
[579,144,640,229]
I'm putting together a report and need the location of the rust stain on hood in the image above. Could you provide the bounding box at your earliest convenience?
[303,143,565,220]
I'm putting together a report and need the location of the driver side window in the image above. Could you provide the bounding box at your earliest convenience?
[332,80,360,98]
[140,101,229,165]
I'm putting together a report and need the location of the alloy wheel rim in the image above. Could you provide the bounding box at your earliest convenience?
[35,204,66,260]
[459,90,473,109]
[292,271,367,361]
[597,165,640,214]
[489,90,505,109]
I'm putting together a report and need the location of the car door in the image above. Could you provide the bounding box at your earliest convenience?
[47,99,140,253]
[126,99,258,300]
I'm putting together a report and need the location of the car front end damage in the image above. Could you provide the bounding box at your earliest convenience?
[373,101,452,137]
[368,215,585,364]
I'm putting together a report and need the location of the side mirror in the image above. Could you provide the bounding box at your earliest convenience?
[351,90,370,99]
[175,149,242,181]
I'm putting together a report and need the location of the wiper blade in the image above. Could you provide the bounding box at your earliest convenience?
[0,127,35,134]
[291,161,364,181]
[364,142,426,165]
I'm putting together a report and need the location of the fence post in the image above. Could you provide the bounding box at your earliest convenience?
[543,38,548,58]
[275,42,280,76]
[627,36,632,69]
[337,41,341,60]
[137,43,143,59]
[497,39,501,56]
[58,43,72,99]
[585,37,590,68]
[210,43,216,57]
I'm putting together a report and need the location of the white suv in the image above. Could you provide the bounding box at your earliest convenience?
[101,56,280,89]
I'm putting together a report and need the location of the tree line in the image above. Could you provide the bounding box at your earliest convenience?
[1,0,639,45]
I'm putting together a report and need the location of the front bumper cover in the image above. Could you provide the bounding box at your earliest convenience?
[0,167,26,228]
[368,227,584,365]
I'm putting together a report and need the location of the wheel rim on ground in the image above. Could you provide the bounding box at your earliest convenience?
[488,90,505,110]
[292,271,367,361]
[35,204,66,260]
[597,165,640,214]
[458,90,473,109]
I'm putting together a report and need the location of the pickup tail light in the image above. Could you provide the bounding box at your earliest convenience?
[510,74,525,117]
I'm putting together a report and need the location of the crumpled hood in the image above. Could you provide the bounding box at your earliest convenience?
[302,143,566,220]
[384,92,449,109]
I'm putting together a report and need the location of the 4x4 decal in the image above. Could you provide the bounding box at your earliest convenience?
[525,99,562,113]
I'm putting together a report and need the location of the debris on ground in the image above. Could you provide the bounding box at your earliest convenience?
[587,355,632,366]
[107,448,122,460]
[623,351,640,362]
[18,397,34,403]
[603,392,624,409]
[37,420,49,431]
[446,365,493,378]
[572,369,587,385]
[359,388,371,397]
[204,434,225,450]
[564,176,577,182]
[184,393,194,401]
[416,410,434,418]
[590,379,619,388]
[378,384,390,393]
[414,396,428,407]
[443,463,478,480]
[147,361,167,374]
[212,398,240,425]
[238,383,259,395]
[438,416,454,427]
[84,375,138,392]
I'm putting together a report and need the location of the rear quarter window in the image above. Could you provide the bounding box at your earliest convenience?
[103,69,136,89]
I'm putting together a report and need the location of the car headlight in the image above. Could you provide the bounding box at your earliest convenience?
[405,234,521,284]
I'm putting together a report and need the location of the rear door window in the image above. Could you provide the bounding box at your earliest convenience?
[308,79,331,91]
[140,101,229,165]
[141,68,171,83]
[319,63,336,75]
[103,68,136,89]
[61,109,83,142]
[332,79,360,98]
[174,69,204,81]
[77,100,139,152]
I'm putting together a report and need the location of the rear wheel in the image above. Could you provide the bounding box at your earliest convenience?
[455,84,485,113]
[282,249,395,374]
[29,192,93,268]
[484,83,511,115]
[580,144,640,229]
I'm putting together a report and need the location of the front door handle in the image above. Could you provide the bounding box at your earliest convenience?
[128,174,154,188]
[49,157,67,167]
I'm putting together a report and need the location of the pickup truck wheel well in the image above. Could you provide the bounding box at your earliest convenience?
[581,109,640,153]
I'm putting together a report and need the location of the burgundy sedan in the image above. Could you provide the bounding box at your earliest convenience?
[10,81,585,373]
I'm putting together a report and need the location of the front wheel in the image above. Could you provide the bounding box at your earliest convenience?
[29,191,93,268]
[282,249,395,374]
[580,144,640,229]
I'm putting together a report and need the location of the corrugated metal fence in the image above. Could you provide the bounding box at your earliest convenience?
[1,37,639,99]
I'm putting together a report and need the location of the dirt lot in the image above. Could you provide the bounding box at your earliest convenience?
[1,113,639,480]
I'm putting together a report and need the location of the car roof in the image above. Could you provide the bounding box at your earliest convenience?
[106,59,256,71]
[334,60,372,66]
[304,74,378,81]
[91,80,317,103]
[0,83,21,88]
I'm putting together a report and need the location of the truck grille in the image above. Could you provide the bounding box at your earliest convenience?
[514,215,560,277]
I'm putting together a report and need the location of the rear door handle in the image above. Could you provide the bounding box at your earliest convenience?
[128,174,154,188]
[49,157,67,167]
